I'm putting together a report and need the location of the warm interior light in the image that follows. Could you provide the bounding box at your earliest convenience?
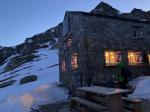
[61,60,66,71]
[128,51,142,64]
[148,54,150,65]
[105,51,122,66]
[71,53,78,69]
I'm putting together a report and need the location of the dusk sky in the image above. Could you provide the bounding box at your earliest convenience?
[0,0,150,46]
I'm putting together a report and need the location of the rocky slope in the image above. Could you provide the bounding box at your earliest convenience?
[0,23,62,64]
[0,23,62,74]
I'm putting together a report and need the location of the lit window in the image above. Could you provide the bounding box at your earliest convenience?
[61,60,67,72]
[128,51,142,65]
[71,53,78,69]
[148,54,150,65]
[105,51,122,66]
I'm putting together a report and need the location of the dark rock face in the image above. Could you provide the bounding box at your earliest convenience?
[120,8,147,20]
[4,54,38,72]
[20,75,38,84]
[0,47,15,62]
[91,2,120,16]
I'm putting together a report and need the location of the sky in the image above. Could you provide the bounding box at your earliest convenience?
[0,0,150,47]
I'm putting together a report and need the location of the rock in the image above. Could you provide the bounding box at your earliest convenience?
[130,8,146,20]
[20,75,38,84]
[0,80,16,88]
[0,47,15,61]
[5,54,38,72]
[91,2,120,16]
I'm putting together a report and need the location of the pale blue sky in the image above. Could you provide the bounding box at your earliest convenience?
[0,0,150,46]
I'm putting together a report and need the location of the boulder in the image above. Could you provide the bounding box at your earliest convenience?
[20,75,38,84]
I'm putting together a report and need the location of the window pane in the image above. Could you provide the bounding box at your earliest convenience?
[128,51,142,64]
[148,54,150,65]
[105,51,122,66]
[71,53,78,69]
[61,60,66,72]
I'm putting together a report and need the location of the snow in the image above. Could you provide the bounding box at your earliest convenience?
[128,76,150,89]
[0,45,68,112]
[129,76,150,101]
[0,82,68,112]
[25,39,33,44]
[118,11,123,15]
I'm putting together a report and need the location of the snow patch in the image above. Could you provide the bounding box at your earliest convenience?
[25,39,33,44]
[129,76,150,101]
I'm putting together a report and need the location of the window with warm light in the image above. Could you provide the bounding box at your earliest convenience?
[148,54,150,65]
[128,51,142,65]
[105,51,122,66]
[71,53,78,69]
[61,60,67,72]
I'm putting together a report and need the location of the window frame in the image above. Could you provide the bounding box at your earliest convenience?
[133,29,143,39]
[104,50,122,67]
[71,53,78,70]
[63,38,72,49]
[61,60,67,72]
[128,51,143,65]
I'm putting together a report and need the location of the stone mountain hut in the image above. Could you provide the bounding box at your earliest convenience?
[59,2,150,90]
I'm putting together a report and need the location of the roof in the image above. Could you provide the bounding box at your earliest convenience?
[64,11,150,25]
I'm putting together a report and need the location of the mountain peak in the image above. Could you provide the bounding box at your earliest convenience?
[90,2,120,16]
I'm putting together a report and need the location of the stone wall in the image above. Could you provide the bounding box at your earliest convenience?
[83,13,150,84]
[59,11,150,89]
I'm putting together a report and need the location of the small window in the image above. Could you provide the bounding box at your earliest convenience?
[128,51,142,65]
[67,38,72,47]
[105,51,122,66]
[132,25,143,39]
[64,38,72,49]
[133,30,143,38]
[148,54,150,65]
[61,60,67,72]
[71,53,78,69]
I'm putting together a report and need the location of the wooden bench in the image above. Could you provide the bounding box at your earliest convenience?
[122,97,142,112]
[70,97,109,112]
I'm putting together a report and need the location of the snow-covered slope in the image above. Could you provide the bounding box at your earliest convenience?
[0,44,68,112]
[0,44,59,81]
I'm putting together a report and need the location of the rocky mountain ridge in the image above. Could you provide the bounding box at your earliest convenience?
[91,2,150,21]
[0,23,62,64]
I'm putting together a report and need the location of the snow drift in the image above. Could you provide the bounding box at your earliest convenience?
[0,83,68,112]
[129,76,150,101]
